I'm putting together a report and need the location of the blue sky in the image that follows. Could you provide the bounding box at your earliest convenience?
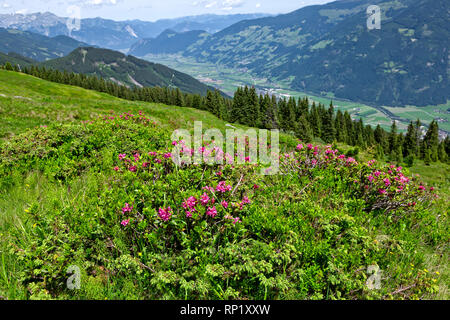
[0,0,332,21]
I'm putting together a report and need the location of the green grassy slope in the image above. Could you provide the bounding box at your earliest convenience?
[0,70,448,300]
[0,70,239,140]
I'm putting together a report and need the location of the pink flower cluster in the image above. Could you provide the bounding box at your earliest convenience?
[176,180,251,225]
[122,203,133,214]
[114,149,175,174]
[225,215,242,225]
[183,196,198,218]
[206,206,218,218]
[158,207,173,222]
[216,181,232,193]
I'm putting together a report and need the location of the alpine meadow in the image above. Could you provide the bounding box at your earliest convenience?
[0,0,448,306]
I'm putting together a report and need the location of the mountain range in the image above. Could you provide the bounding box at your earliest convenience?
[0,26,220,96]
[0,12,270,51]
[40,47,219,96]
[131,0,449,107]
[1,1,448,108]
[0,27,87,61]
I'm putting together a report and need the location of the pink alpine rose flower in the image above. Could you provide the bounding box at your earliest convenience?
[122,203,133,214]
[206,206,218,218]
[158,207,173,222]
[200,193,210,206]
[221,200,229,209]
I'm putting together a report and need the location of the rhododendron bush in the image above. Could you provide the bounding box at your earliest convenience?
[0,111,445,300]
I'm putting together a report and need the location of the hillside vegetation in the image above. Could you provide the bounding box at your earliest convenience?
[40,47,220,96]
[131,0,450,107]
[0,70,448,300]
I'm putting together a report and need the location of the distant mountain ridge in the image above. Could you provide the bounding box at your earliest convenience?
[40,47,220,96]
[129,29,210,56]
[0,51,35,67]
[0,27,88,61]
[131,0,449,107]
[0,12,271,50]
[0,26,221,96]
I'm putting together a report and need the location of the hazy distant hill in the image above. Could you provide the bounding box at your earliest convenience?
[129,30,210,56]
[0,52,35,67]
[132,0,449,107]
[40,47,219,95]
[0,28,87,61]
[0,12,271,50]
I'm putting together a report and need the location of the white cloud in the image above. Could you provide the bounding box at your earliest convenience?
[222,0,244,7]
[15,8,28,14]
[75,0,119,7]
[205,1,216,8]
[193,0,245,11]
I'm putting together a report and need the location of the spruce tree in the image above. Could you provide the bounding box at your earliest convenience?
[414,119,422,157]
[438,142,447,163]
[295,115,313,142]
[423,120,439,162]
[4,62,13,71]
[309,103,322,138]
[388,121,398,154]
[230,87,245,124]
[321,102,336,143]
[403,122,417,157]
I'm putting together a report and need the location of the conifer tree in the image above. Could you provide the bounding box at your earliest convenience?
[4,62,13,71]
[335,110,347,143]
[438,142,447,163]
[321,102,336,143]
[414,119,422,157]
[403,121,417,157]
[343,111,354,146]
[309,103,321,138]
[423,120,439,162]
[175,88,184,107]
[295,115,313,142]
[230,87,245,124]
[388,121,399,154]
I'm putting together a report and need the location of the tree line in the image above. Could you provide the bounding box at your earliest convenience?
[2,62,448,165]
